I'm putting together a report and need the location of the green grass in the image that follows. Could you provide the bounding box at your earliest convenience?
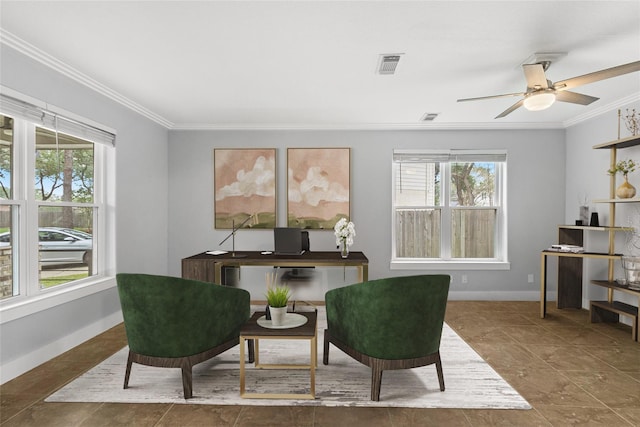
[40,273,89,288]
[265,285,291,308]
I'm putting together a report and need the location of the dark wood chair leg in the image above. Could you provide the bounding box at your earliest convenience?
[435,352,445,391]
[371,362,383,401]
[181,364,193,399]
[124,351,133,389]
[323,329,330,365]
[247,339,255,364]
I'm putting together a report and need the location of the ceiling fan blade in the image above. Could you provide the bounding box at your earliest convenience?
[457,92,524,102]
[495,99,524,119]
[523,64,549,89]
[555,90,599,105]
[554,60,640,91]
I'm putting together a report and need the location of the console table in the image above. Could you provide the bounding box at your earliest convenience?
[182,251,369,285]
[539,250,622,318]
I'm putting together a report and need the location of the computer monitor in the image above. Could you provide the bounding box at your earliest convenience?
[274,228,305,255]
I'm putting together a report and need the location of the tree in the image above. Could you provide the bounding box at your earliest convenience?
[35,135,94,229]
[451,162,476,206]
[0,145,11,199]
[473,163,495,206]
[450,162,495,207]
[35,147,94,202]
[35,149,63,201]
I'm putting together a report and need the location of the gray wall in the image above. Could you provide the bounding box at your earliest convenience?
[0,46,170,381]
[168,128,566,300]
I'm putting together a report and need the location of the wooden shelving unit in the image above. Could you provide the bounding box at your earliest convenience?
[558,225,633,231]
[590,280,640,341]
[588,132,640,340]
[540,130,639,341]
[592,134,640,150]
[592,198,640,203]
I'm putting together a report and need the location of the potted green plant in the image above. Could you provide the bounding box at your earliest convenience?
[265,285,291,326]
[608,159,637,198]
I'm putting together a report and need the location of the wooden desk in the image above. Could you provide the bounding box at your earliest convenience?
[539,250,622,318]
[182,251,369,285]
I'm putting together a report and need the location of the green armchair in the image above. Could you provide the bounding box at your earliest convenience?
[323,274,450,401]
[116,273,253,399]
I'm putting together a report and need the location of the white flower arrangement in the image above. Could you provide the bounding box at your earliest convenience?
[334,218,356,247]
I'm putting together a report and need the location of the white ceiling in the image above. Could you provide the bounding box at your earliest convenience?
[1,1,639,129]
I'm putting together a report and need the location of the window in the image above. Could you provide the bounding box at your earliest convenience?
[0,115,16,298]
[392,149,507,268]
[0,92,114,302]
[35,127,96,290]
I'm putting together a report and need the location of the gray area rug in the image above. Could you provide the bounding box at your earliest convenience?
[47,309,530,409]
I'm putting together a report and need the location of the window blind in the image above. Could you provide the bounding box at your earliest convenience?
[0,92,116,147]
[393,149,506,163]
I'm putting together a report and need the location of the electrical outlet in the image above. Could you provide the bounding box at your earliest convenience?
[461,274,468,284]
[528,274,534,283]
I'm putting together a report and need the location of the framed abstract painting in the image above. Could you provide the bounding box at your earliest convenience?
[214,148,276,229]
[287,147,350,229]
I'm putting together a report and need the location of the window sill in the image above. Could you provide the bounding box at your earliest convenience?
[390,260,511,271]
[0,276,117,324]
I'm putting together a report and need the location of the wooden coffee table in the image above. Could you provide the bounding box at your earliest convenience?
[239,310,318,399]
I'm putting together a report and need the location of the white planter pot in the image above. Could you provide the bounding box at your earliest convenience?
[269,306,288,326]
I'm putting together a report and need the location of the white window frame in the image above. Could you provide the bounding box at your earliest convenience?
[391,149,509,271]
[0,88,116,323]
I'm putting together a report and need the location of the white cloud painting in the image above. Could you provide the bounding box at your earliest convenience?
[287,148,350,229]
[214,149,276,229]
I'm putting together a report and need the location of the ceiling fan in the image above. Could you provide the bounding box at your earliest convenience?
[457,60,640,119]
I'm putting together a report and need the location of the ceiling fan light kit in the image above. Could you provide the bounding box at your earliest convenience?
[523,91,556,111]
[457,59,640,118]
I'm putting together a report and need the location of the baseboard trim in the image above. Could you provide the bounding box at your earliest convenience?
[448,291,544,301]
[0,310,123,384]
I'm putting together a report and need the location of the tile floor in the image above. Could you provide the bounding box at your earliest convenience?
[1,301,639,426]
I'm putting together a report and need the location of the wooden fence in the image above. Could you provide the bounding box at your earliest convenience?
[396,208,495,258]
[0,207,93,232]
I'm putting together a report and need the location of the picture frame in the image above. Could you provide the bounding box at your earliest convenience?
[214,148,276,229]
[287,147,350,229]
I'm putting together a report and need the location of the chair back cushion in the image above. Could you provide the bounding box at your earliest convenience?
[325,274,450,360]
[116,273,250,358]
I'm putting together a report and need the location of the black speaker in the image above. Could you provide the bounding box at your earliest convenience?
[301,231,310,251]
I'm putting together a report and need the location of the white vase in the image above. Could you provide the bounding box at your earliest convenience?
[269,306,287,326]
[579,206,589,225]
[622,256,640,288]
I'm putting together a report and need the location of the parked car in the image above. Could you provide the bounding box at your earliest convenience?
[0,227,93,266]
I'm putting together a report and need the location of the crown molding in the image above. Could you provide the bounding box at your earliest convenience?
[0,29,174,128]
[169,121,566,131]
[563,93,640,128]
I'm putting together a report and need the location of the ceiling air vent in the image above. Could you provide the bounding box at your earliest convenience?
[378,54,403,75]
[421,113,439,122]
